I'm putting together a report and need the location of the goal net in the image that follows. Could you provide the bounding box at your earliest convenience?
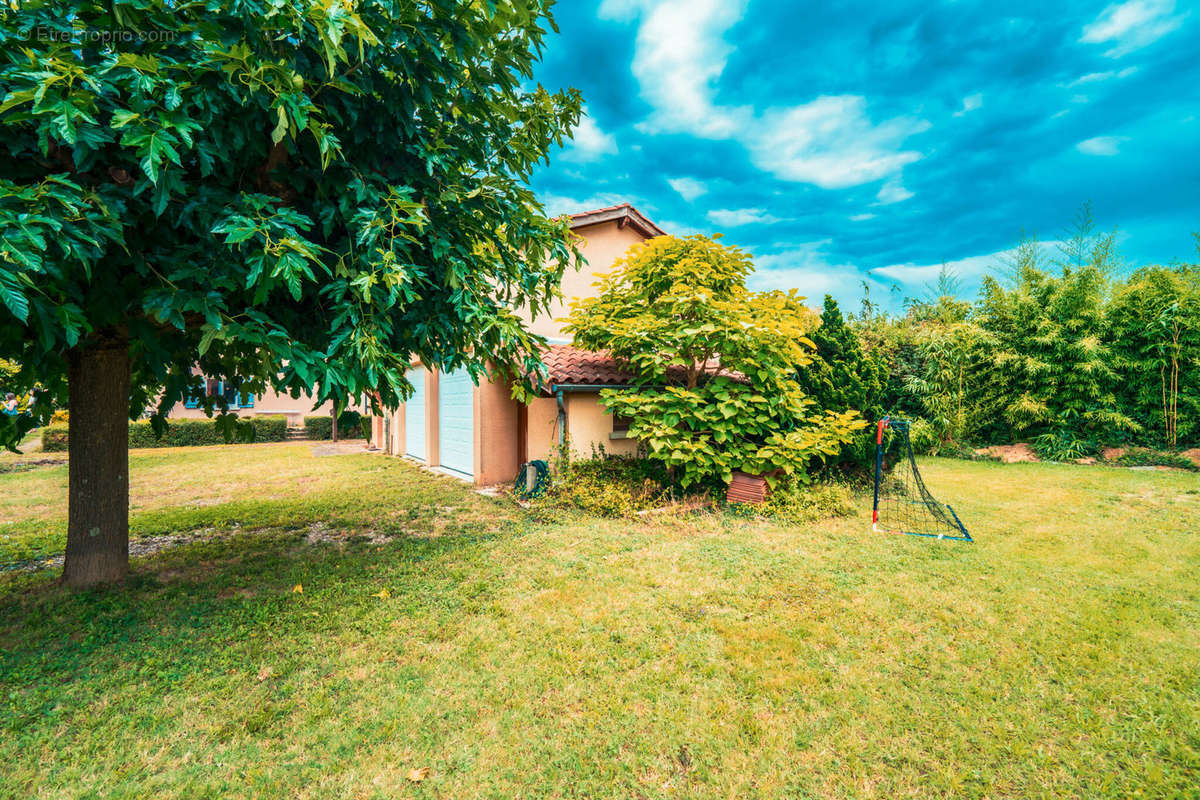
[872,417,972,542]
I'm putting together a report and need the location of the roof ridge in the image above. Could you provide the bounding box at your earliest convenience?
[562,203,666,238]
[567,202,633,217]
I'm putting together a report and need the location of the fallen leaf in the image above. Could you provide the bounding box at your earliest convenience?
[257,666,273,682]
[374,588,390,599]
[406,767,430,783]
[292,584,303,594]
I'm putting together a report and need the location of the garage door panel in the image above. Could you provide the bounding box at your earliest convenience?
[404,368,425,460]
[438,369,474,477]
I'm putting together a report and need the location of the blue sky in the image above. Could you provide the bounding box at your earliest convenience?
[530,0,1199,310]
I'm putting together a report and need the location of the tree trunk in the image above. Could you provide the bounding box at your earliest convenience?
[62,335,131,588]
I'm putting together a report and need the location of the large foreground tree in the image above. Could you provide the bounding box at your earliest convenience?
[0,1,580,587]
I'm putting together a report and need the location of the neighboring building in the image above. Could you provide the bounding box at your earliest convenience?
[165,377,346,427]
[372,203,666,484]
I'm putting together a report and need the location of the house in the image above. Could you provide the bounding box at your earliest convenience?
[165,377,355,428]
[371,203,666,484]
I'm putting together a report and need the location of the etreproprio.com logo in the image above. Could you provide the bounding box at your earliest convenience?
[31,26,179,44]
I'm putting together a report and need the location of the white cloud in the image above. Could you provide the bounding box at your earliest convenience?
[749,242,1076,312]
[706,208,782,226]
[614,1,927,189]
[540,192,635,217]
[1064,66,1139,86]
[875,177,914,205]
[953,93,983,116]
[870,242,1062,288]
[653,219,700,236]
[1080,0,1185,57]
[872,258,986,286]
[850,213,876,221]
[747,241,864,304]
[1077,135,1128,155]
[749,241,1080,312]
[668,177,708,201]
[747,96,928,188]
[626,0,751,138]
[561,108,617,162]
[597,0,644,21]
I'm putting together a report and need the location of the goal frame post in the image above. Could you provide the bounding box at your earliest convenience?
[872,416,973,543]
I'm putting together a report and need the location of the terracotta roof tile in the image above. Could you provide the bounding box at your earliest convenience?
[537,344,736,394]
[540,344,636,389]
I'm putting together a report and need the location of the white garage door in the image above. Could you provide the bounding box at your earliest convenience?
[438,368,475,477]
[404,368,426,461]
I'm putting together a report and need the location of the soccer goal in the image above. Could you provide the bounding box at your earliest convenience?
[871,417,972,542]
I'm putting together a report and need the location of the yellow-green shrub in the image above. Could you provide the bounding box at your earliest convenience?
[539,457,670,517]
[566,234,866,490]
[760,482,855,523]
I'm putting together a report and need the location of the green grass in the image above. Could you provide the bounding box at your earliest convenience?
[1,447,1197,798]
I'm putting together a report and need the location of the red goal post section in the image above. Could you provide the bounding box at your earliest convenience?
[872,417,887,532]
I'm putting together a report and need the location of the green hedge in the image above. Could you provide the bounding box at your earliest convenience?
[41,426,69,452]
[1106,447,1200,472]
[41,415,289,452]
[303,410,365,440]
[303,416,332,440]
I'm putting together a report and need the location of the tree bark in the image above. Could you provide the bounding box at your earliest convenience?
[62,334,131,588]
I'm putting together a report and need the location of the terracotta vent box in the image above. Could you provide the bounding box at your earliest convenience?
[727,470,769,504]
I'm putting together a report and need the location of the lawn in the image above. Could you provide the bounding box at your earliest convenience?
[0,444,1197,799]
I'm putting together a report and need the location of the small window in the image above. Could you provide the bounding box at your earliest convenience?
[611,412,632,439]
[187,378,252,408]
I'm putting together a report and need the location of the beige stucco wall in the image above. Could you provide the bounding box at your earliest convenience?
[525,396,559,463]
[515,221,648,340]
[522,392,636,463]
[565,392,637,459]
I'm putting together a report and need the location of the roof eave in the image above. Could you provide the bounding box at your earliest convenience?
[548,383,632,393]
[566,204,666,238]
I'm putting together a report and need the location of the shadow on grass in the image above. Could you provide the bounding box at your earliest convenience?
[0,520,513,735]
[0,470,493,570]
